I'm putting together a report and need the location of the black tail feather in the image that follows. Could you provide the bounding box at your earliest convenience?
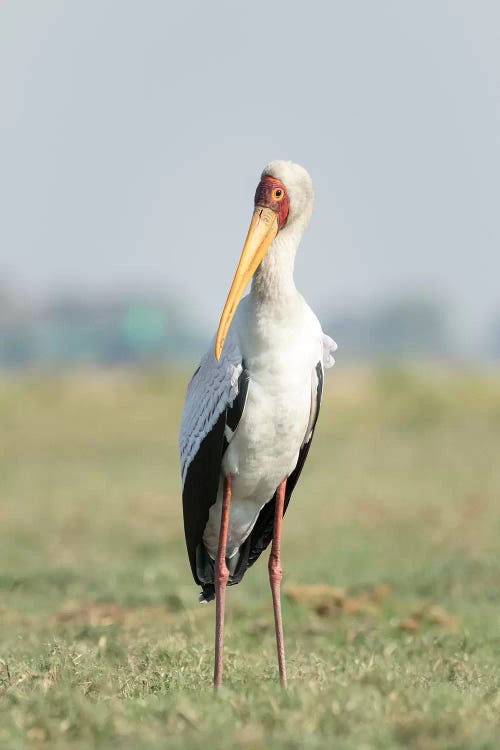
[199,584,215,603]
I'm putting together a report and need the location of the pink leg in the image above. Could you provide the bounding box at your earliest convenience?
[268,478,288,687]
[214,475,232,689]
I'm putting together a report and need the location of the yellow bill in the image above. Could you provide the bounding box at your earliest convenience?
[215,206,278,360]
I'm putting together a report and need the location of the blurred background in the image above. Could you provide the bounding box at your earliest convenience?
[1,1,499,370]
[2,4,500,745]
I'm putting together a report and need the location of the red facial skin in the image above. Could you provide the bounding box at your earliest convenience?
[254,176,290,230]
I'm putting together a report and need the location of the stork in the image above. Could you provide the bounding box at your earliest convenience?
[179,161,336,688]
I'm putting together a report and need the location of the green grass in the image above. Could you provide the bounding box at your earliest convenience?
[1,366,500,749]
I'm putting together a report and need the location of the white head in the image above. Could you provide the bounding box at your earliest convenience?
[261,160,314,235]
[214,160,314,359]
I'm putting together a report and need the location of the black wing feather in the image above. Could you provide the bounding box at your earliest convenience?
[182,364,250,597]
[182,409,226,585]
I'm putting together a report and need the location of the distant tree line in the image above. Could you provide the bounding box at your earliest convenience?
[326,297,453,362]
[0,284,203,369]
[0,284,499,368]
[324,294,500,364]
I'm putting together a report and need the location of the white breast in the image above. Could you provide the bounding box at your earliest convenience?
[202,294,323,559]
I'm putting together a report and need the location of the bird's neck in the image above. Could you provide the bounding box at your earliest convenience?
[250,227,300,308]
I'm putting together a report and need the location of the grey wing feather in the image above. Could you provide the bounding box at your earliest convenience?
[179,328,243,485]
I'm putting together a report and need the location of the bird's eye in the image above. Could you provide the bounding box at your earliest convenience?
[272,187,284,201]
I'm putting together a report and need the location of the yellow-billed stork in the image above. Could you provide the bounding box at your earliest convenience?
[179,161,336,687]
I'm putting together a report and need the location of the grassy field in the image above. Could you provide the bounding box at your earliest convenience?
[1,366,500,749]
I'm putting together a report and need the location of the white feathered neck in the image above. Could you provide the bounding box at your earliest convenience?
[251,160,314,307]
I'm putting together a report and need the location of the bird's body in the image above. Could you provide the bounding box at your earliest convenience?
[179,160,336,686]
[203,291,323,560]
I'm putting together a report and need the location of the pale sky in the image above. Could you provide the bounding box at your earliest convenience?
[1,1,499,348]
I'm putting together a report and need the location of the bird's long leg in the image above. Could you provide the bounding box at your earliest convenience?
[214,474,232,689]
[268,477,288,688]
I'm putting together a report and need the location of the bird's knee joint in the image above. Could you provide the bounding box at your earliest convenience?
[216,561,229,588]
[268,555,283,582]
